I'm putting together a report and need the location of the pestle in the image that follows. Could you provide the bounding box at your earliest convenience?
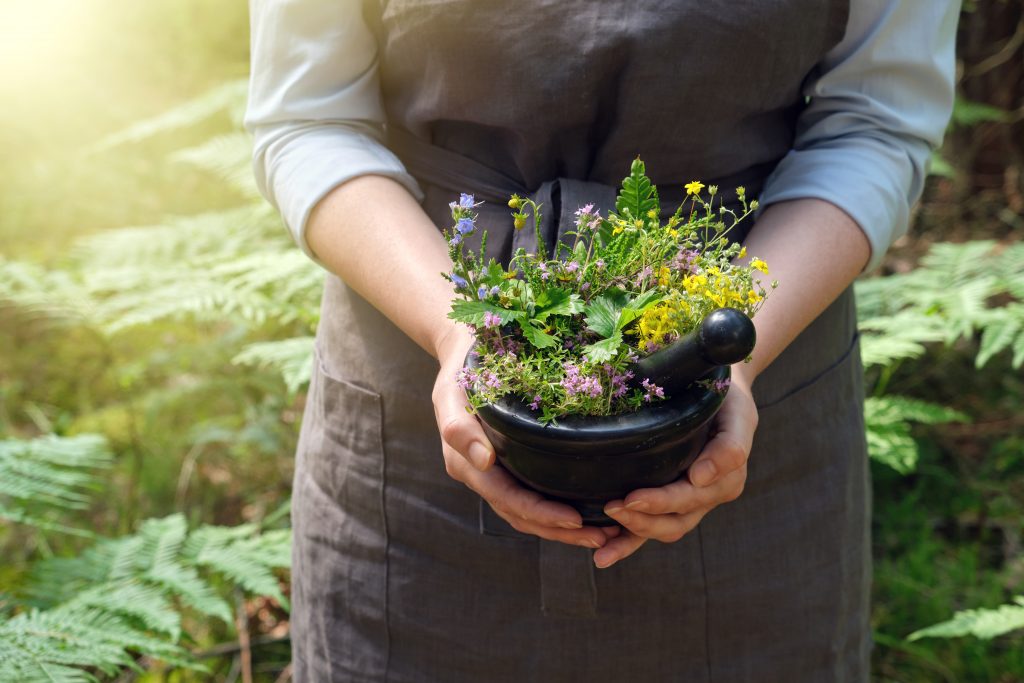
[633,308,756,394]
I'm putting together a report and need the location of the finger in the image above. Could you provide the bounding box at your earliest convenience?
[445,448,585,530]
[604,504,710,544]
[491,507,609,549]
[619,462,749,516]
[689,389,757,488]
[593,530,646,569]
[433,378,494,471]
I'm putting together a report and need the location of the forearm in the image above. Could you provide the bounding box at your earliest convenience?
[306,175,459,360]
[737,198,870,384]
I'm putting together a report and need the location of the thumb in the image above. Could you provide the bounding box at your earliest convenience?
[434,370,495,471]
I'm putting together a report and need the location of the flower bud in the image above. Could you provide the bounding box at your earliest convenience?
[513,213,527,230]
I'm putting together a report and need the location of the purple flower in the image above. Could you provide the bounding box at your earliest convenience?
[595,259,605,270]
[482,311,502,328]
[478,286,489,300]
[574,203,595,217]
[457,217,475,234]
[712,378,731,394]
[489,285,500,297]
[459,193,475,208]
[455,368,477,390]
[449,233,463,246]
[450,272,468,289]
[641,378,665,402]
[529,395,542,411]
[564,261,579,273]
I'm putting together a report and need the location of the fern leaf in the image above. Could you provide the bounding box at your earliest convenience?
[908,596,1024,640]
[66,582,181,640]
[614,158,660,219]
[864,397,969,474]
[88,79,248,151]
[170,132,260,199]
[185,524,291,609]
[0,436,111,531]
[233,337,315,393]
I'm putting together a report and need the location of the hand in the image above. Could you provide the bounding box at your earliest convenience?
[431,324,617,549]
[593,366,758,569]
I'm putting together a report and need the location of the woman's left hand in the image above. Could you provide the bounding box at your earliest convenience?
[593,365,758,569]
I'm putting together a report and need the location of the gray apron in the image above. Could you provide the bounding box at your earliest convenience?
[291,1,871,680]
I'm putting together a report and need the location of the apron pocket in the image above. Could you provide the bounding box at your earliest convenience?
[290,352,390,680]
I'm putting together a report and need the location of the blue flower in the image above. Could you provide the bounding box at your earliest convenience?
[477,285,489,300]
[450,273,468,289]
[489,285,500,297]
[459,193,475,208]
[456,217,475,234]
[449,233,463,246]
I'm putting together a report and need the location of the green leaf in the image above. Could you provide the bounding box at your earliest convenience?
[520,324,558,349]
[976,315,1022,368]
[864,396,969,474]
[584,292,629,337]
[908,597,1024,641]
[448,300,519,326]
[583,332,623,363]
[614,158,660,219]
[534,288,584,322]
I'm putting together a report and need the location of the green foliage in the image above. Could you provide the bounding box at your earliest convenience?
[3,463,291,680]
[0,435,112,535]
[857,241,1024,474]
[864,397,968,474]
[614,157,660,220]
[909,597,1024,641]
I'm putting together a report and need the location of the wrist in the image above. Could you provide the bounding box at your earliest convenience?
[433,320,475,364]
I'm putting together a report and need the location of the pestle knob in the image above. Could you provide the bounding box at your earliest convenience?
[633,308,756,394]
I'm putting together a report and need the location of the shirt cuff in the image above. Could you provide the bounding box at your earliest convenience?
[757,133,929,273]
[256,124,423,261]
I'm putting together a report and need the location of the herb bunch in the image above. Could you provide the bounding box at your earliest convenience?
[444,159,774,423]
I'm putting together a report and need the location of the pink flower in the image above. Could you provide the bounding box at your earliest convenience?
[483,311,502,328]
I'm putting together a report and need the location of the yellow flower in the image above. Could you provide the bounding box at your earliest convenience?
[685,181,705,196]
[657,266,672,287]
[634,218,644,228]
[751,258,769,274]
[668,228,679,238]
[646,209,658,219]
[748,289,762,304]
[513,213,526,230]
[738,246,747,258]
[612,224,624,235]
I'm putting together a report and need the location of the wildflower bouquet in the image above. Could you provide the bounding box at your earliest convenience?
[445,159,773,424]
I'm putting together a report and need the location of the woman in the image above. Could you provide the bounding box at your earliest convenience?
[247,1,958,680]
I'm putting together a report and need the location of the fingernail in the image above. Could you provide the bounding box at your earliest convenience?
[579,539,601,549]
[558,520,583,530]
[594,555,615,569]
[468,441,492,470]
[691,460,717,487]
[604,505,623,516]
[625,500,648,512]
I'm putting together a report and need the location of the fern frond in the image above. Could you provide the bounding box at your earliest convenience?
[0,606,194,683]
[171,132,259,198]
[67,582,181,640]
[908,596,1024,640]
[232,336,315,393]
[864,397,969,474]
[184,524,291,609]
[88,79,248,151]
[0,435,111,532]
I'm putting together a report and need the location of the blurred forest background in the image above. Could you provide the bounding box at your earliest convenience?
[0,0,1022,680]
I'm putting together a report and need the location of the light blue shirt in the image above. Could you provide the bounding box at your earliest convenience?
[246,0,959,272]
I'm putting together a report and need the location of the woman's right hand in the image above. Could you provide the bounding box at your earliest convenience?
[432,324,615,549]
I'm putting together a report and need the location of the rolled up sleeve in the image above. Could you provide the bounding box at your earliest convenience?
[245,0,421,259]
[758,0,960,272]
